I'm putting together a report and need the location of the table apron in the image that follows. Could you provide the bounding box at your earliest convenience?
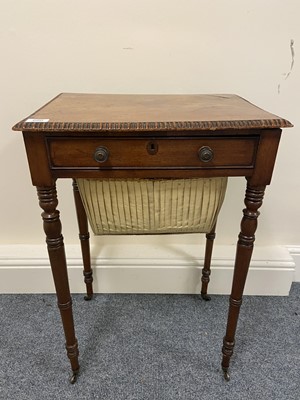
[50,167,254,179]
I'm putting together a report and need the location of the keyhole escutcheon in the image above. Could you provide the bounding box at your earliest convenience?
[146,141,158,155]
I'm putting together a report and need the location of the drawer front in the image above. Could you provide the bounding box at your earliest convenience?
[47,137,258,169]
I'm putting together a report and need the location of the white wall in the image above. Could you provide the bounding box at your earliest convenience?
[1,1,299,290]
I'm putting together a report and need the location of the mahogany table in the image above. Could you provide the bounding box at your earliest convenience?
[13,93,292,383]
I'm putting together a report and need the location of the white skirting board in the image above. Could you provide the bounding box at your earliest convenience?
[287,246,300,282]
[0,242,295,295]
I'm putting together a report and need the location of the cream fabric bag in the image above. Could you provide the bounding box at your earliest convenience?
[76,177,227,235]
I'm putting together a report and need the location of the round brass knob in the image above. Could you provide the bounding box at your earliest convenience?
[94,146,109,163]
[198,146,214,163]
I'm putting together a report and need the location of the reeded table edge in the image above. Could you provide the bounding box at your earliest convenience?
[12,118,293,132]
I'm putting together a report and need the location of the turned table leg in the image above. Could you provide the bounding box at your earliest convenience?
[201,223,216,301]
[221,182,265,381]
[37,185,80,383]
[72,180,93,301]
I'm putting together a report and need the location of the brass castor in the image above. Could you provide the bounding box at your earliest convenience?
[222,367,230,382]
[70,369,79,384]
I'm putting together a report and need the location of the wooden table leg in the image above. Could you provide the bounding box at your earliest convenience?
[201,222,216,301]
[221,182,266,381]
[72,179,93,300]
[37,185,80,383]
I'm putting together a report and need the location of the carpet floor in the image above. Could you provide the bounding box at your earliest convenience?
[0,283,299,400]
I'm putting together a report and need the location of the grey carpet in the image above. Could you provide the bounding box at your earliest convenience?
[0,284,299,400]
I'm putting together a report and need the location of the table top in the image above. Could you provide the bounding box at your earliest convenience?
[13,93,292,133]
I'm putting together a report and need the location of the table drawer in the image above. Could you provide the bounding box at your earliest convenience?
[47,137,258,169]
